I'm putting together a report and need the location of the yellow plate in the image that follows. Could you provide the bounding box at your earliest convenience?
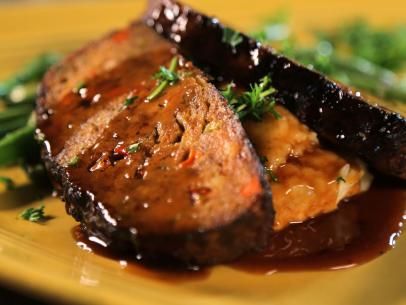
[0,1,405,304]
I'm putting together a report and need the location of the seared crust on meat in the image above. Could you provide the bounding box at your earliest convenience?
[145,0,406,180]
[36,23,273,265]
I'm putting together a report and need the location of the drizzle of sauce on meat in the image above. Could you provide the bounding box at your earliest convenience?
[41,52,267,241]
[72,179,405,278]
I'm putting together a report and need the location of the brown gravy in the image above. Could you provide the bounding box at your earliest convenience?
[232,179,405,273]
[72,179,405,280]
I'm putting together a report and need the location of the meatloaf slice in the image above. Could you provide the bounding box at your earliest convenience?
[36,22,273,265]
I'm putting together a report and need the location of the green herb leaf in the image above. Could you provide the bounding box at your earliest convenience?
[123,96,138,108]
[265,168,279,182]
[147,57,179,101]
[222,28,243,48]
[20,205,46,222]
[67,156,80,167]
[128,142,141,153]
[0,176,15,190]
[221,83,236,101]
[259,156,278,182]
[154,67,179,83]
[221,76,281,121]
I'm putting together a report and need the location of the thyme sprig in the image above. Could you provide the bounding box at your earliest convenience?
[147,57,179,101]
[221,75,281,121]
[222,27,243,48]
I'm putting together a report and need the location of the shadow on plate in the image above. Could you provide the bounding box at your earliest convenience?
[0,183,51,210]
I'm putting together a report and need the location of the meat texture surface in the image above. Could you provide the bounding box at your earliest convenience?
[36,22,273,265]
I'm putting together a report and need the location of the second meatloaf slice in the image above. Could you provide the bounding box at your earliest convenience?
[36,22,273,265]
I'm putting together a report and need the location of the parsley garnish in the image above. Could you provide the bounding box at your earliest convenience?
[147,57,179,101]
[123,95,138,108]
[222,27,243,48]
[0,176,15,190]
[154,66,179,83]
[266,168,279,182]
[260,156,279,182]
[67,156,80,167]
[20,205,46,222]
[336,176,346,183]
[221,76,281,121]
[128,143,141,153]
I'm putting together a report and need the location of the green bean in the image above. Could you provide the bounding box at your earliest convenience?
[319,21,406,71]
[0,53,59,98]
[0,123,37,166]
[254,16,406,104]
[291,48,406,102]
[0,104,33,121]
[1,82,39,106]
[0,116,29,137]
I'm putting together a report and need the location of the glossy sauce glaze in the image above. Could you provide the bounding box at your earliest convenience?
[73,178,405,278]
[41,23,273,265]
[40,49,268,236]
